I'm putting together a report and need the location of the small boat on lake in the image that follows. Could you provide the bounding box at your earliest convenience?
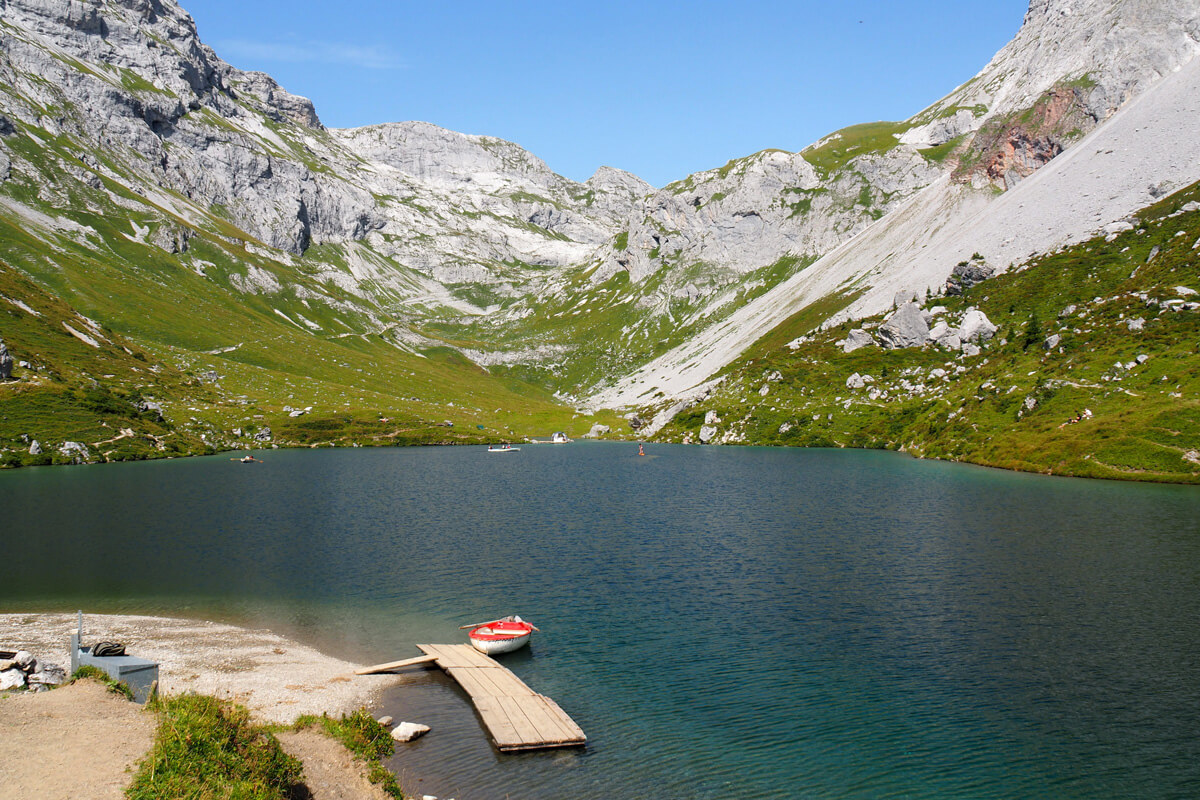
[464,616,537,654]
[487,444,520,453]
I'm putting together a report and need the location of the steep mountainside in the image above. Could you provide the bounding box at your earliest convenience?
[1,0,1197,475]
[654,179,1200,483]
[590,0,1200,408]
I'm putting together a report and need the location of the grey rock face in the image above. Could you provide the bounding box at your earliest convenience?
[584,423,610,438]
[877,302,930,350]
[595,146,941,285]
[59,441,89,461]
[699,425,718,443]
[28,439,42,455]
[945,259,995,296]
[841,329,875,353]
[29,662,67,689]
[928,321,963,351]
[0,337,12,380]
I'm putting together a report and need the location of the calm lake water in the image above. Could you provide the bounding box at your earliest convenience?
[3,443,1200,799]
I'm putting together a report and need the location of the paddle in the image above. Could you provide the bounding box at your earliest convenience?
[458,619,540,632]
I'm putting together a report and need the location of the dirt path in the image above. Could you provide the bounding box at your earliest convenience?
[277,729,395,800]
[0,679,155,799]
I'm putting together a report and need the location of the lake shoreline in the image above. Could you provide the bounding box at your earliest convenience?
[2,436,1198,485]
[0,612,409,724]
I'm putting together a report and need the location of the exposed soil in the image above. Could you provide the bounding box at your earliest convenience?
[0,679,154,799]
[277,729,395,800]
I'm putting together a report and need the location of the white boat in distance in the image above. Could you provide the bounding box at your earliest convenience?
[487,444,520,452]
[464,616,537,654]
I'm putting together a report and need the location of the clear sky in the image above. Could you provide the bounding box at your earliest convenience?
[184,0,1029,188]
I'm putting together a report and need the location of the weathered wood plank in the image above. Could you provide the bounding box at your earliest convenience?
[410,643,585,751]
[472,696,521,747]
[354,654,439,675]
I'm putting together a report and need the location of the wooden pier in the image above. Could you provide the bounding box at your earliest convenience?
[357,643,585,752]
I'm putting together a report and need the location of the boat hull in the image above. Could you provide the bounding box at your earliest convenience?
[468,619,534,654]
[469,632,531,654]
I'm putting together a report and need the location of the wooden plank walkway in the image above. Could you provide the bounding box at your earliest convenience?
[415,643,586,752]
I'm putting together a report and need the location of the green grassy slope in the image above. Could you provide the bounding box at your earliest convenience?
[654,182,1200,483]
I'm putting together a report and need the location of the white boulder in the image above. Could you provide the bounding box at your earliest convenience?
[0,669,25,690]
[958,308,997,343]
[877,303,930,350]
[841,329,876,353]
[392,722,431,742]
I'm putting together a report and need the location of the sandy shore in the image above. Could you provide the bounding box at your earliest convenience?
[0,612,409,724]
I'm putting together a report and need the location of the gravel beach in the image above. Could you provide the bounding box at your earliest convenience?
[0,612,408,724]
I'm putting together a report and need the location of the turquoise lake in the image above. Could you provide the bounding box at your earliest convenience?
[3,442,1200,799]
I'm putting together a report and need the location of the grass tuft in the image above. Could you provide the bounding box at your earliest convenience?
[128,694,304,800]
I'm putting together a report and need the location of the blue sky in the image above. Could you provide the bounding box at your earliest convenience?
[185,1,1029,188]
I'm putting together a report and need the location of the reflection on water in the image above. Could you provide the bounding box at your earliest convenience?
[4,444,1200,799]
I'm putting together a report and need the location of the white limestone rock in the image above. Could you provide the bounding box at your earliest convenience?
[584,423,610,438]
[958,309,998,344]
[0,668,26,690]
[877,302,930,350]
[841,329,875,353]
[0,338,12,380]
[391,722,431,742]
[699,425,718,444]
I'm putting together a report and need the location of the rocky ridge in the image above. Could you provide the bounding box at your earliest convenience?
[589,0,1200,408]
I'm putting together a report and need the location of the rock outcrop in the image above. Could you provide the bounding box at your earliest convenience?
[877,303,930,350]
[0,337,12,380]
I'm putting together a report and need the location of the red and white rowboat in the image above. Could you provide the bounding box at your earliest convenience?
[464,616,537,655]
